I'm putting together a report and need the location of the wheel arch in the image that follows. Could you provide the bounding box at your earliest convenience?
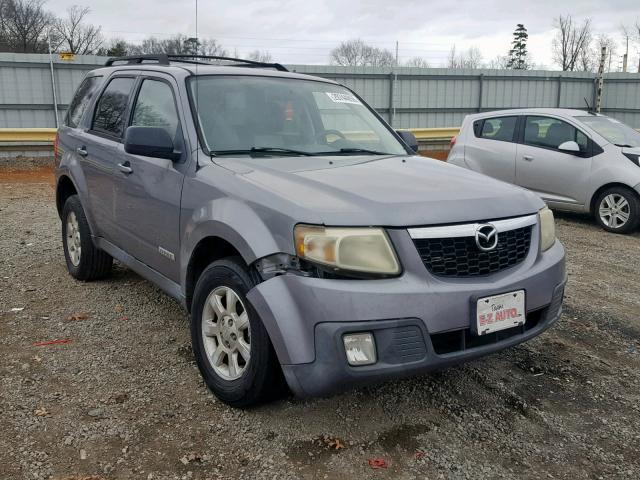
[589,182,640,215]
[184,236,249,312]
[56,175,78,219]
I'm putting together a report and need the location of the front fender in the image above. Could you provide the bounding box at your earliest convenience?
[179,197,289,288]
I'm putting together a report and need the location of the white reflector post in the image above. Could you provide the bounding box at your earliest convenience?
[343,333,377,366]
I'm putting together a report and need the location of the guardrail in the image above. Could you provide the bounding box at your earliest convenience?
[0,128,58,142]
[0,127,461,144]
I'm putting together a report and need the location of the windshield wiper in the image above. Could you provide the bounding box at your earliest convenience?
[213,147,314,156]
[614,143,636,148]
[316,148,394,155]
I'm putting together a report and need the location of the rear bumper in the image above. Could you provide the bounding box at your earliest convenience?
[246,236,566,398]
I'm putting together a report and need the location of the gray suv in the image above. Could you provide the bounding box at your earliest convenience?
[55,55,566,407]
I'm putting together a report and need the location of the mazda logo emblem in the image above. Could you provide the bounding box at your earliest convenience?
[475,224,498,251]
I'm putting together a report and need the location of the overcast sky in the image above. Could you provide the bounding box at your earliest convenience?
[45,0,640,69]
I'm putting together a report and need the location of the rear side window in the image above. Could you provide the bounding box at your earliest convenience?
[65,76,102,128]
[524,116,587,152]
[476,116,517,142]
[131,79,180,139]
[92,77,135,138]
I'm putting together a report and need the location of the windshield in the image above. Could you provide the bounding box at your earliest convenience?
[576,115,640,148]
[188,76,408,156]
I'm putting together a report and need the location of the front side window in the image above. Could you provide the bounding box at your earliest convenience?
[66,76,103,128]
[131,79,180,140]
[576,115,640,148]
[524,116,587,152]
[477,116,517,142]
[92,77,135,138]
[188,76,407,156]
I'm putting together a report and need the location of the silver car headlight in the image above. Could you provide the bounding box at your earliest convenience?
[539,206,556,251]
[294,225,401,275]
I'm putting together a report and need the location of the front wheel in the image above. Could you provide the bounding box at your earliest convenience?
[594,187,640,234]
[191,258,283,407]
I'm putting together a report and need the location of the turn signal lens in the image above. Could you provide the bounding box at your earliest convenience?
[539,206,556,251]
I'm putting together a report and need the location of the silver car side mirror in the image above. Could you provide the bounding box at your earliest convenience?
[558,141,581,153]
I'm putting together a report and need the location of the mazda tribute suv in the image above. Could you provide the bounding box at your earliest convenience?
[55,55,566,407]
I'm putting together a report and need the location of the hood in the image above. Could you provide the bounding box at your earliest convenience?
[213,155,545,226]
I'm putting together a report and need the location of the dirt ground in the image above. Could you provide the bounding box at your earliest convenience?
[1,169,639,480]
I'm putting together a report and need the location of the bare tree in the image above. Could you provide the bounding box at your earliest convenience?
[447,45,483,69]
[485,54,510,70]
[52,5,103,54]
[200,38,226,56]
[330,39,395,67]
[552,15,592,71]
[0,0,52,53]
[97,37,132,57]
[246,50,272,62]
[128,35,226,57]
[405,56,430,68]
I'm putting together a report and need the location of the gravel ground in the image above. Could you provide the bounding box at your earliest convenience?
[1,175,639,480]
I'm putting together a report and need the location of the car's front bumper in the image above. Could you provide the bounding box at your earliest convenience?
[246,233,566,398]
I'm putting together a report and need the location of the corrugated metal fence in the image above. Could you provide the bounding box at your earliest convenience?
[2,52,640,129]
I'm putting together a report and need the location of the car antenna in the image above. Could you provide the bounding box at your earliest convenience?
[583,97,596,115]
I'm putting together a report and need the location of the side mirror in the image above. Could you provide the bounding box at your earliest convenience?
[558,140,581,154]
[124,126,180,161]
[396,130,419,153]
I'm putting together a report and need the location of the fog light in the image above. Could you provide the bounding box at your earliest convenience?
[343,332,376,366]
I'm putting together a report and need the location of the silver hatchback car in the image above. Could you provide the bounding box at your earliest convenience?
[448,108,640,233]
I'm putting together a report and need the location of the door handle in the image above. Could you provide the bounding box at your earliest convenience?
[76,147,88,157]
[117,162,133,174]
[523,155,533,161]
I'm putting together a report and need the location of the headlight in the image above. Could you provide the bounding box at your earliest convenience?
[539,206,556,251]
[294,225,400,275]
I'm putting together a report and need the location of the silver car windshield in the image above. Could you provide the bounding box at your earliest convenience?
[576,115,640,148]
[188,76,407,156]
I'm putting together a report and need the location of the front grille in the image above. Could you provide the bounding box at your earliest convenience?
[413,226,532,277]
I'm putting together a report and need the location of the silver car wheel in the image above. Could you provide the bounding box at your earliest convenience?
[66,211,82,266]
[599,194,630,229]
[201,286,251,381]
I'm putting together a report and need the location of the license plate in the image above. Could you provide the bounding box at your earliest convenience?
[475,290,525,336]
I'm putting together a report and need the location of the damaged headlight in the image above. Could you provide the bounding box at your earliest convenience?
[294,225,401,276]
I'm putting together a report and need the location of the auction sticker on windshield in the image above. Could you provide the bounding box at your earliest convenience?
[326,92,361,105]
[475,290,525,336]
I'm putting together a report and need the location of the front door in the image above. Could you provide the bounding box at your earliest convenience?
[114,76,188,282]
[515,115,592,206]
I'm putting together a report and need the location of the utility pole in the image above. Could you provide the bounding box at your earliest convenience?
[47,29,59,129]
[395,41,399,67]
[595,46,606,113]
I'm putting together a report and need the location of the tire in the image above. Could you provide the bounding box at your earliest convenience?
[61,195,113,280]
[191,257,283,407]
[594,186,640,234]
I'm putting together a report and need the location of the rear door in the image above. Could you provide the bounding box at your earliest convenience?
[85,75,137,242]
[113,74,188,281]
[58,75,104,228]
[463,115,518,183]
[515,115,593,206]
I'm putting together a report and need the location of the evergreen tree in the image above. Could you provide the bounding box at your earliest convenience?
[507,24,530,69]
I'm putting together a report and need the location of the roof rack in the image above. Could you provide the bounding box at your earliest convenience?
[104,54,289,72]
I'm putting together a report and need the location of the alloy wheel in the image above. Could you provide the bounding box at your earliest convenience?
[201,286,251,380]
[66,211,82,266]
[599,194,630,229]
